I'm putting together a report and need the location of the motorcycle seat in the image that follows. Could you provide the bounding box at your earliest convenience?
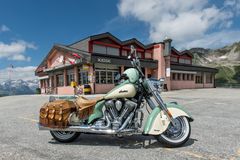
[75,96,103,109]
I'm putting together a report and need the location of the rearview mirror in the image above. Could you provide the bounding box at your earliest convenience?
[115,73,121,81]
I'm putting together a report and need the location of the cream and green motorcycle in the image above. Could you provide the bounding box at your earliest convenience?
[40,46,193,147]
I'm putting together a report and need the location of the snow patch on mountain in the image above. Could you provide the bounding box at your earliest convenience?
[0,79,39,95]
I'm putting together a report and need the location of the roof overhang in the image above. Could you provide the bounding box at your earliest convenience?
[38,76,49,80]
[171,63,218,73]
[171,70,197,74]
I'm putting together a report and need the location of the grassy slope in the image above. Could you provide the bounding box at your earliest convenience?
[215,66,236,83]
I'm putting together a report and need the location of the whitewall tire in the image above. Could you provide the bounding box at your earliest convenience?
[155,116,191,147]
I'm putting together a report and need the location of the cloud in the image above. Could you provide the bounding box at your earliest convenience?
[0,40,37,61]
[179,30,240,49]
[0,66,37,82]
[224,0,240,15]
[117,0,239,48]
[0,25,10,32]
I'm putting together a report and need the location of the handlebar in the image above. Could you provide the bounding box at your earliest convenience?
[129,45,145,78]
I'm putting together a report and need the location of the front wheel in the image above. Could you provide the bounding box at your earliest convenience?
[155,116,191,147]
[50,131,80,143]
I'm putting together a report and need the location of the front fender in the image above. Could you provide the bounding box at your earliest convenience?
[143,102,193,135]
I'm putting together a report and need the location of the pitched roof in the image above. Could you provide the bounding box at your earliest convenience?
[35,44,91,74]
[180,50,193,57]
[171,47,193,57]
[69,32,160,49]
[89,32,122,44]
[69,32,122,47]
[122,38,145,49]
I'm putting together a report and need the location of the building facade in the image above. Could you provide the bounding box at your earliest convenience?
[35,32,218,95]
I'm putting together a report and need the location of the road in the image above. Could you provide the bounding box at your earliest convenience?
[0,88,239,160]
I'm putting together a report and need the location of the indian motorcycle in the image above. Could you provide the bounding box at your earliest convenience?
[38,45,193,147]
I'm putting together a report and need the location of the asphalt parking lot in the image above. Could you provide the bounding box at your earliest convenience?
[0,88,239,160]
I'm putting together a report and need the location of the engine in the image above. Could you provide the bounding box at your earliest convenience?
[105,99,137,130]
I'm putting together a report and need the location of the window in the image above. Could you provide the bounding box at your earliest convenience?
[100,71,107,83]
[107,47,119,56]
[191,74,194,81]
[196,72,203,84]
[93,44,106,54]
[95,71,100,84]
[179,58,185,64]
[185,59,191,64]
[122,50,128,57]
[206,73,213,83]
[171,56,178,62]
[93,44,119,56]
[179,58,191,64]
[107,71,113,83]
[95,69,119,84]
[182,74,186,80]
[57,74,64,86]
[177,73,181,80]
[145,52,152,59]
[79,71,88,85]
[172,73,176,80]
[137,52,143,58]
[67,69,75,85]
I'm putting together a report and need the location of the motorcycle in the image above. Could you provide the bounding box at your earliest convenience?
[39,45,193,147]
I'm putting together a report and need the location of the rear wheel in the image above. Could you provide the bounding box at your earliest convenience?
[50,131,80,143]
[155,116,191,147]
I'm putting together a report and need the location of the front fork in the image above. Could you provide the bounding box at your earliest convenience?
[146,96,176,127]
[145,80,176,126]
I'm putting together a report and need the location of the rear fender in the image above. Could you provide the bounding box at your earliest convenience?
[143,102,193,135]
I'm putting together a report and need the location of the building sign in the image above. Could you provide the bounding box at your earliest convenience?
[92,54,157,68]
[166,68,171,77]
[97,58,111,63]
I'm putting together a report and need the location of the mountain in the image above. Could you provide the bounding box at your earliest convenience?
[189,42,240,84]
[0,79,39,96]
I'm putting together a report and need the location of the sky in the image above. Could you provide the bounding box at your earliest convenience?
[0,0,240,81]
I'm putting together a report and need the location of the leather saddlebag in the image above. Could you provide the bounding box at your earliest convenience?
[39,100,76,128]
[75,96,102,119]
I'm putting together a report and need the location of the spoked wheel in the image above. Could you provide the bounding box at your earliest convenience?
[155,116,191,147]
[50,131,80,143]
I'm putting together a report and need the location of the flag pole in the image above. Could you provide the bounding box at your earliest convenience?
[8,65,13,95]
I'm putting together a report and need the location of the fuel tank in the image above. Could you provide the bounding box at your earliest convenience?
[104,83,136,99]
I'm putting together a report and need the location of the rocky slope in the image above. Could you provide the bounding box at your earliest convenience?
[189,42,240,84]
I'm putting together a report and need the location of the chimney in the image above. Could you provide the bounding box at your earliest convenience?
[163,37,172,56]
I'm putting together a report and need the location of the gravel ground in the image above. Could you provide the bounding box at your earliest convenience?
[0,88,239,160]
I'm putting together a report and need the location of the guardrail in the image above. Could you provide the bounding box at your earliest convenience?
[216,83,240,88]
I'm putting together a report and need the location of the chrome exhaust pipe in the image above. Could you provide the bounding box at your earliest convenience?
[39,125,114,134]
[38,124,135,135]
